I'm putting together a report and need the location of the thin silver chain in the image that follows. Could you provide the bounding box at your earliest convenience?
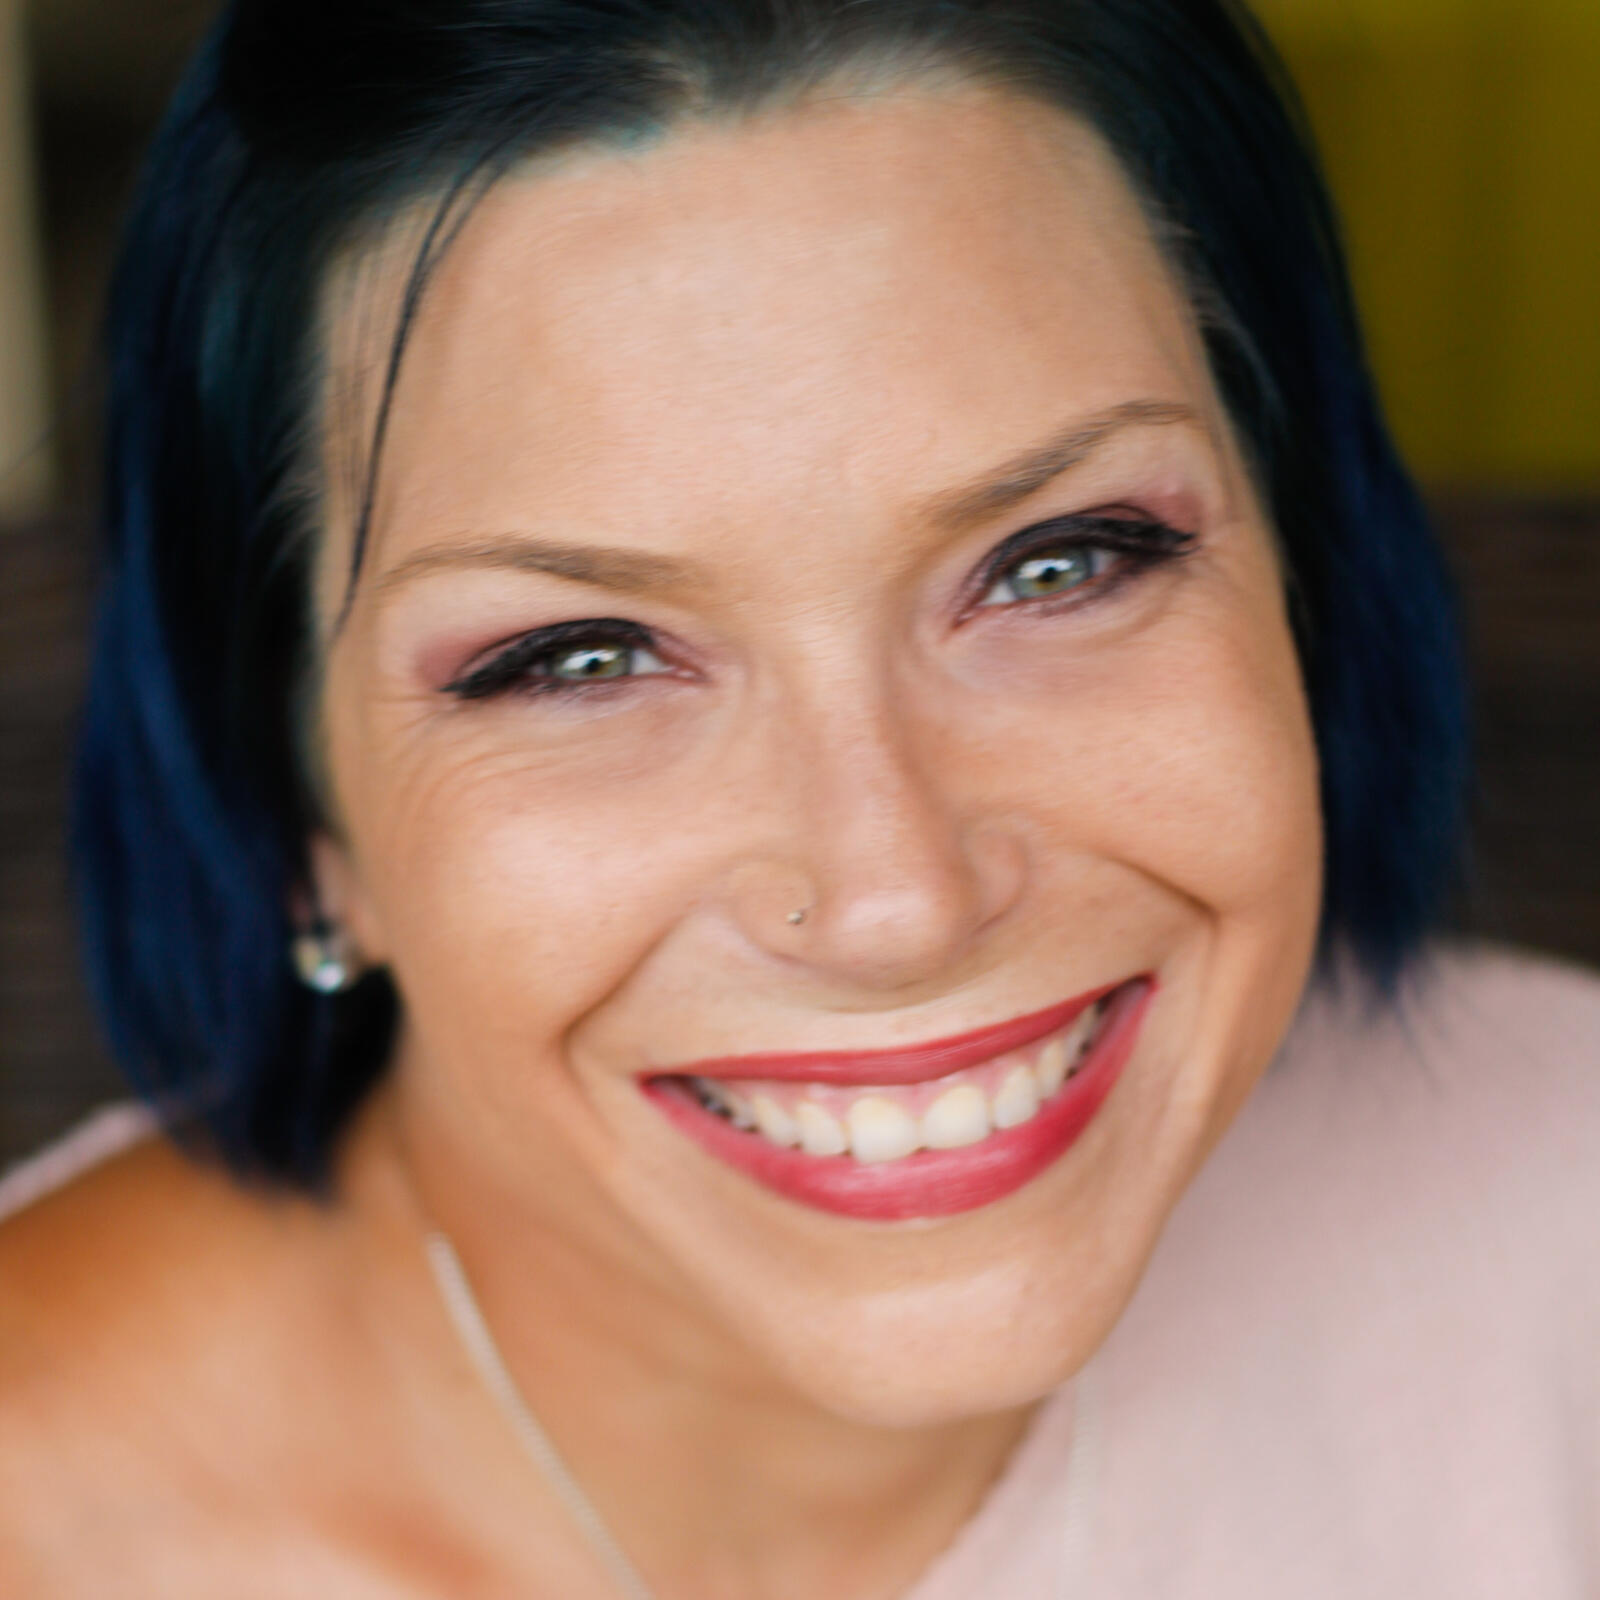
[424,1232,659,1600]
[424,1230,1096,1599]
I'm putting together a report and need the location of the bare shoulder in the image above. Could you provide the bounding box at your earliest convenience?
[0,1123,322,1381]
[0,1110,532,1597]
[0,1129,391,1594]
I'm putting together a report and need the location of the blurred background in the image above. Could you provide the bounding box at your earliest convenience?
[1,0,1596,1164]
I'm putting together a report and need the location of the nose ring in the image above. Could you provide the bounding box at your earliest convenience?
[787,907,809,926]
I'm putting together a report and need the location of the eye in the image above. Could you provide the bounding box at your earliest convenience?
[444,620,671,701]
[979,545,1109,606]
[972,514,1196,612]
[546,641,663,682]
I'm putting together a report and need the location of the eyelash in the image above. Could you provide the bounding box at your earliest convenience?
[441,512,1197,702]
[444,617,661,701]
[966,513,1196,615]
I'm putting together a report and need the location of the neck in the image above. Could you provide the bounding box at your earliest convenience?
[344,1081,1040,1600]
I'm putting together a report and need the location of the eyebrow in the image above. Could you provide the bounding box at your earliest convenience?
[374,536,706,598]
[371,398,1203,600]
[918,398,1203,531]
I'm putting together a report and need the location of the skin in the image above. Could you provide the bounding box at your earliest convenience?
[0,87,1322,1597]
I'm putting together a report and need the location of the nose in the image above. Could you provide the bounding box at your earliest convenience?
[733,684,1026,992]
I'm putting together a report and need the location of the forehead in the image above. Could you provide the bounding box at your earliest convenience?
[322,88,1218,586]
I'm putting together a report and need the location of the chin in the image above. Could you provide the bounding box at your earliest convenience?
[616,1084,1196,1431]
[753,1275,1134,1431]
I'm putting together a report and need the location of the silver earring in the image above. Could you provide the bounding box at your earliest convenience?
[291,923,357,994]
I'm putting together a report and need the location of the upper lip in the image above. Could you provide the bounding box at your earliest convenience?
[654,979,1130,1087]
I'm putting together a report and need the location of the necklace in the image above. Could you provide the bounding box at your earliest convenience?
[425,1232,658,1600]
[424,1231,1098,1600]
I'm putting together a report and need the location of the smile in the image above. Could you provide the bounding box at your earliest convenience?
[644,977,1153,1221]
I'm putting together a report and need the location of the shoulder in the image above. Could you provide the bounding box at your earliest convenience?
[1225,941,1598,1251]
[1096,945,1599,1577]
[0,1122,377,1591]
[1090,951,1600,1586]
[0,1116,327,1387]
[1291,940,1600,1203]
[1387,940,1600,1096]
[1130,941,1600,1344]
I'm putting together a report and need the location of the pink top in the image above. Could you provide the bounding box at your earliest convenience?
[5,944,1597,1595]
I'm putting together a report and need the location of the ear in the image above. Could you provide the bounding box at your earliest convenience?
[301,830,392,968]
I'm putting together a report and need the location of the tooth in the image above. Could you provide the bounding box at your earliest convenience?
[991,1064,1040,1129]
[1073,1007,1099,1051]
[846,1097,921,1163]
[1035,1037,1068,1100]
[725,1091,757,1130]
[795,1101,848,1157]
[691,1076,734,1117]
[751,1093,799,1148]
[920,1084,991,1149]
[1069,1002,1104,1076]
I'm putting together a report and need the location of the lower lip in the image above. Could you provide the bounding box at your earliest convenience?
[643,978,1153,1222]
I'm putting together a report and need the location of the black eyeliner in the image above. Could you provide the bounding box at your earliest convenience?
[980,513,1195,582]
[443,617,654,700]
[971,513,1196,606]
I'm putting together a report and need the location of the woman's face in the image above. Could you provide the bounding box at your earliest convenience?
[314,89,1323,1425]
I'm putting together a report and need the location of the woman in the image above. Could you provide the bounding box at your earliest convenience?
[1,0,1594,1592]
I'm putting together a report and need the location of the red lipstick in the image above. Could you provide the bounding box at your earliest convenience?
[644,977,1152,1222]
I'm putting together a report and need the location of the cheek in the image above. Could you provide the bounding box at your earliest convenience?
[371,767,676,1014]
[978,592,1322,931]
[1107,642,1320,917]
[326,694,744,1077]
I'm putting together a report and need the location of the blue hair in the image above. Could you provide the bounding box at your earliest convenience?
[74,0,1469,1184]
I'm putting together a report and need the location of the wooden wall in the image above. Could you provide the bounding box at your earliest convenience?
[0,0,53,517]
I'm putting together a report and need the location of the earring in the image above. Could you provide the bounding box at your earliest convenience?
[291,922,357,994]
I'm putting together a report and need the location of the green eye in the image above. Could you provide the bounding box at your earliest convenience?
[549,643,637,680]
[444,622,670,701]
[1011,549,1092,596]
[981,546,1104,606]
